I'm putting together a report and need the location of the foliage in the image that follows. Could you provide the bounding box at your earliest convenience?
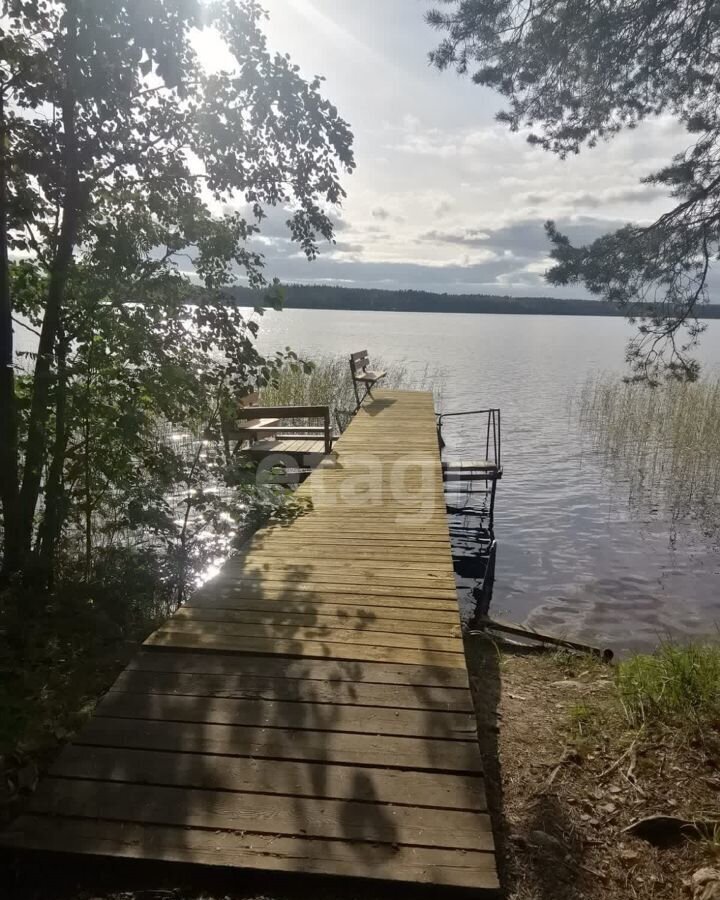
[0,0,354,578]
[0,548,167,760]
[617,642,720,730]
[426,0,720,380]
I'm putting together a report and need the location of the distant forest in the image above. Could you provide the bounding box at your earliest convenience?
[230,284,720,318]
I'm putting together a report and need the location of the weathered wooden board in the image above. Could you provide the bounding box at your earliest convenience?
[73,715,484,771]
[95,691,478,739]
[50,745,487,810]
[109,668,473,710]
[124,651,472,687]
[5,818,499,889]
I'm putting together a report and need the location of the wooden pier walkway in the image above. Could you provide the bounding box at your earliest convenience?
[2,391,499,892]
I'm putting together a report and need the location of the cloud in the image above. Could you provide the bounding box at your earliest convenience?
[371,206,391,220]
[420,216,628,257]
[331,240,365,254]
[525,185,669,210]
[420,228,492,250]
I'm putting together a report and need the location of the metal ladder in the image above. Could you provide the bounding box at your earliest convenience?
[437,408,502,617]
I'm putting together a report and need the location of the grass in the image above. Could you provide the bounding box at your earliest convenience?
[577,373,720,529]
[568,701,593,735]
[616,641,720,730]
[261,353,444,430]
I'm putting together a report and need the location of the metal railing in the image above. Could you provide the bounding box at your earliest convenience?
[436,407,501,472]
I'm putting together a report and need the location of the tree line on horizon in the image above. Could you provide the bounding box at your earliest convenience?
[229,285,720,319]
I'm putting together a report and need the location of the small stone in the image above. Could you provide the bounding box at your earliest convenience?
[528,830,564,853]
[692,868,720,900]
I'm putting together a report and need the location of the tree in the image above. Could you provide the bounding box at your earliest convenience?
[0,0,354,576]
[426,0,719,381]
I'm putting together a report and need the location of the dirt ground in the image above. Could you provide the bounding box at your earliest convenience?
[466,637,720,900]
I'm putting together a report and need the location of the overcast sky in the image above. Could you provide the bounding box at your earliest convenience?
[207,0,695,298]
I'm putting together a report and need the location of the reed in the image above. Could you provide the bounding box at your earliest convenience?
[262,354,444,429]
[577,374,720,528]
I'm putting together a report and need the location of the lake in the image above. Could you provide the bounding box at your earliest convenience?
[13,308,720,653]
[251,308,720,654]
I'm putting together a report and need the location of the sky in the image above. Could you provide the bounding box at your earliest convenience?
[203,0,695,298]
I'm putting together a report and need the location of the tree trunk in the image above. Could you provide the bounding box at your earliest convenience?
[0,87,21,576]
[37,327,69,585]
[18,3,81,561]
[83,349,93,583]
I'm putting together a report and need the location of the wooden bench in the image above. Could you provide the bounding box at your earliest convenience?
[350,350,387,408]
[227,391,281,445]
[226,405,333,485]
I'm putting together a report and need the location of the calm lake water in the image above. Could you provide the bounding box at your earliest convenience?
[13,308,720,653]
[251,309,720,654]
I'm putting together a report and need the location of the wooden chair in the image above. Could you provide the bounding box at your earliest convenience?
[349,350,386,408]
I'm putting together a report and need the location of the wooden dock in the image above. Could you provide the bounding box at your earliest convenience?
[2,391,499,892]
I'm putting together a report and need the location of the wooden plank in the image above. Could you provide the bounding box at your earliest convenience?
[251,534,451,546]
[144,630,468,668]
[50,746,486,810]
[242,540,453,557]
[151,618,463,653]
[232,548,454,566]
[126,652,472,688]
[96,692,478,741]
[223,564,456,583]
[236,405,329,419]
[231,550,456,573]
[204,576,458,600]
[76,717,484,772]
[191,583,460,605]
[173,607,460,638]
[255,517,449,528]
[4,817,500,889]
[28,779,493,852]
[182,598,461,624]
[109,669,473,711]
[261,518,450,529]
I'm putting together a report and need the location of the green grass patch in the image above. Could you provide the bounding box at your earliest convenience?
[616,641,720,730]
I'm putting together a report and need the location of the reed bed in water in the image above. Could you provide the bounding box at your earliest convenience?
[262,354,444,430]
[577,375,720,527]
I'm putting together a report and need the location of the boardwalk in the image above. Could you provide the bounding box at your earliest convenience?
[2,390,499,892]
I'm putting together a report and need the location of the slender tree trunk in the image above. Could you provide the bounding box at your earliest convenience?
[18,4,81,560]
[83,409,92,582]
[38,327,69,585]
[0,87,21,576]
[82,323,94,583]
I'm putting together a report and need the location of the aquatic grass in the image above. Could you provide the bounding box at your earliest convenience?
[262,354,445,430]
[616,642,720,730]
[577,374,720,529]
